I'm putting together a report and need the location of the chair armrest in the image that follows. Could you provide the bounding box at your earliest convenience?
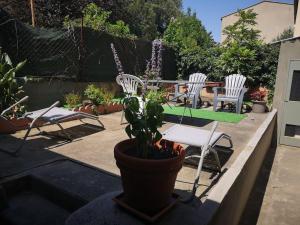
[213,87,225,99]
[1,96,29,116]
[238,88,248,103]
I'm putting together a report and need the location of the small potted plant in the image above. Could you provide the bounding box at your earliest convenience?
[0,49,28,134]
[112,40,185,214]
[250,87,268,113]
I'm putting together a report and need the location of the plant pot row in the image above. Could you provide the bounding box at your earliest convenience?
[72,103,123,115]
[0,117,29,134]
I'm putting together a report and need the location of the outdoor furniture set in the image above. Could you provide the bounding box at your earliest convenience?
[0,73,244,203]
[115,73,238,201]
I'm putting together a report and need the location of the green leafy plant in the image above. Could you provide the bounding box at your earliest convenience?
[64,3,135,39]
[218,9,279,89]
[163,9,215,79]
[102,91,114,104]
[0,49,26,113]
[64,92,82,108]
[145,89,168,104]
[124,96,167,159]
[84,84,105,105]
[84,84,114,105]
[113,40,178,159]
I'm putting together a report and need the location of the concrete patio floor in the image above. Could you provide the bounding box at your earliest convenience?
[0,110,268,200]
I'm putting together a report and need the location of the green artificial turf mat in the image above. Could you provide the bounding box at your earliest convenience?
[163,106,247,123]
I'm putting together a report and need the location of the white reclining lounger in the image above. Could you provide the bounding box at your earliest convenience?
[0,99,104,156]
[162,121,232,201]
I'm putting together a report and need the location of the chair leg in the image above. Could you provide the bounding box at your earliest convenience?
[13,127,33,156]
[55,122,72,141]
[210,147,221,173]
[120,110,125,124]
[191,150,206,199]
[223,135,233,149]
[213,99,218,112]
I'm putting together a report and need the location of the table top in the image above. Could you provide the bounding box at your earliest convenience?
[145,80,224,87]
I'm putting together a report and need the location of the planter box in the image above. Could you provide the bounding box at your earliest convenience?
[252,101,267,113]
[72,103,123,115]
[0,117,29,134]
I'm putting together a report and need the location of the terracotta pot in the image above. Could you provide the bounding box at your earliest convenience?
[0,117,29,134]
[97,105,105,114]
[114,139,185,214]
[252,101,267,113]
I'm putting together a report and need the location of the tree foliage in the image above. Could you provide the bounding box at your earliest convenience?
[163,9,215,78]
[273,27,294,42]
[0,49,26,113]
[125,0,182,40]
[64,3,136,39]
[218,9,278,88]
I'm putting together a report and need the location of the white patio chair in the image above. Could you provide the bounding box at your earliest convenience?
[0,99,104,156]
[213,74,248,114]
[162,121,233,201]
[174,73,207,108]
[116,74,145,124]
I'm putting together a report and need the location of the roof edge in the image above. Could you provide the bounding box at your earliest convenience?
[221,1,294,19]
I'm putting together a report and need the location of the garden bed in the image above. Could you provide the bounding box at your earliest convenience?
[71,103,123,115]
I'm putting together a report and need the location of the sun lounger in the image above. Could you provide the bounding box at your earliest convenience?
[162,121,232,201]
[0,99,104,156]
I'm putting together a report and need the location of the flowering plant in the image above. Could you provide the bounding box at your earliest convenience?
[111,40,175,159]
[250,87,268,101]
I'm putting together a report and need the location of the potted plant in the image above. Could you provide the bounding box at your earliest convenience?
[250,87,268,113]
[0,49,28,134]
[112,40,185,214]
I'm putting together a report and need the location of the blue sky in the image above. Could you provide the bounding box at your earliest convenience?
[182,0,294,43]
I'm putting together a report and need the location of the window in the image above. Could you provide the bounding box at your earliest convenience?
[290,70,300,101]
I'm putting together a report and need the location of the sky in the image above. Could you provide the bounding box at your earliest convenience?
[182,0,294,43]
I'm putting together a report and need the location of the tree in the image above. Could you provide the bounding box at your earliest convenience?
[64,3,135,39]
[219,10,262,87]
[273,27,294,42]
[163,9,215,78]
[125,0,182,40]
[219,9,280,89]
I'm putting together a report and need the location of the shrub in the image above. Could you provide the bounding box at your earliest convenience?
[0,49,26,113]
[84,84,104,105]
[145,89,167,104]
[64,92,82,108]
[218,9,279,89]
[250,87,268,101]
[102,91,114,104]
[84,84,114,105]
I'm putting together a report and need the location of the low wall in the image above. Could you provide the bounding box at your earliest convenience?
[198,110,277,225]
[23,80,120,110]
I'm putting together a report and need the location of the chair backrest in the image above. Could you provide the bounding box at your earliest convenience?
[225,74,246,98]
[116,74,144,96]
[187,73,207,95]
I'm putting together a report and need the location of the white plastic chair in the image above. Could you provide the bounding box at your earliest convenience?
[116,74,145,124]
[163,121,232,201]
[213,74,247,114]
[174,73,207,108]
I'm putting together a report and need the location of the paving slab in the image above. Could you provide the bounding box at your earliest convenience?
[256,145,300,225]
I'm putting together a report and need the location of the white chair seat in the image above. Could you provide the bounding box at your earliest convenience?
[162,124,224,147]
[25,107,76,121]
[215,96,239,102]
